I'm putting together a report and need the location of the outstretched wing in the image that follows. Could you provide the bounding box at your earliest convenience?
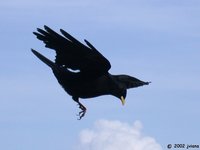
[33,25,111,76]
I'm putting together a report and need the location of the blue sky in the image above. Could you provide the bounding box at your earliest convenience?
[0,0,200,149]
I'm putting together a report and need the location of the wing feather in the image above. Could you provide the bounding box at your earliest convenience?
[33,25,111,76]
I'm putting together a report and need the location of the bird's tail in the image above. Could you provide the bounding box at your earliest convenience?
[114,75,151,89]
[31,49,57,70]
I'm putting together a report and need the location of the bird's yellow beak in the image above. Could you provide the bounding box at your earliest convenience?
[120,96,125,106]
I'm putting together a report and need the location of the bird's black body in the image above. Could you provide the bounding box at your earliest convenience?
[32,26,150,119]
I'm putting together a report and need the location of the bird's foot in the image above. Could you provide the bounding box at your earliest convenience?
[77,102,87,120]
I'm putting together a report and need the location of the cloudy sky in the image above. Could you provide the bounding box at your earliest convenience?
[1,0,200,149]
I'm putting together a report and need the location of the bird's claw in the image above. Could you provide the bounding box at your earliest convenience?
[76,103,87,120]
[77,110,86,120]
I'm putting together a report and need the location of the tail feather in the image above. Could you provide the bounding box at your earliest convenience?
[114,75,151,89]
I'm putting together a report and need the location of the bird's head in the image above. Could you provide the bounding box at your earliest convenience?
[118,89,127,106]
[113,87,127,106]
[111,74,150,105]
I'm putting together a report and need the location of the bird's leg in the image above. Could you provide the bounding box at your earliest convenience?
[72,97,87,120]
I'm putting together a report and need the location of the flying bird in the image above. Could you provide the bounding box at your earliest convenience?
[32,25,150,119]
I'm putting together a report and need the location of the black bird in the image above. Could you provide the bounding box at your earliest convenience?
[32,25,150,119]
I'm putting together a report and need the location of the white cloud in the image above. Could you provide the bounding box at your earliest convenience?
[77,120,162,150]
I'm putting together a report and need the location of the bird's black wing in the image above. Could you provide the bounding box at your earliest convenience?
[33,25,111,77]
